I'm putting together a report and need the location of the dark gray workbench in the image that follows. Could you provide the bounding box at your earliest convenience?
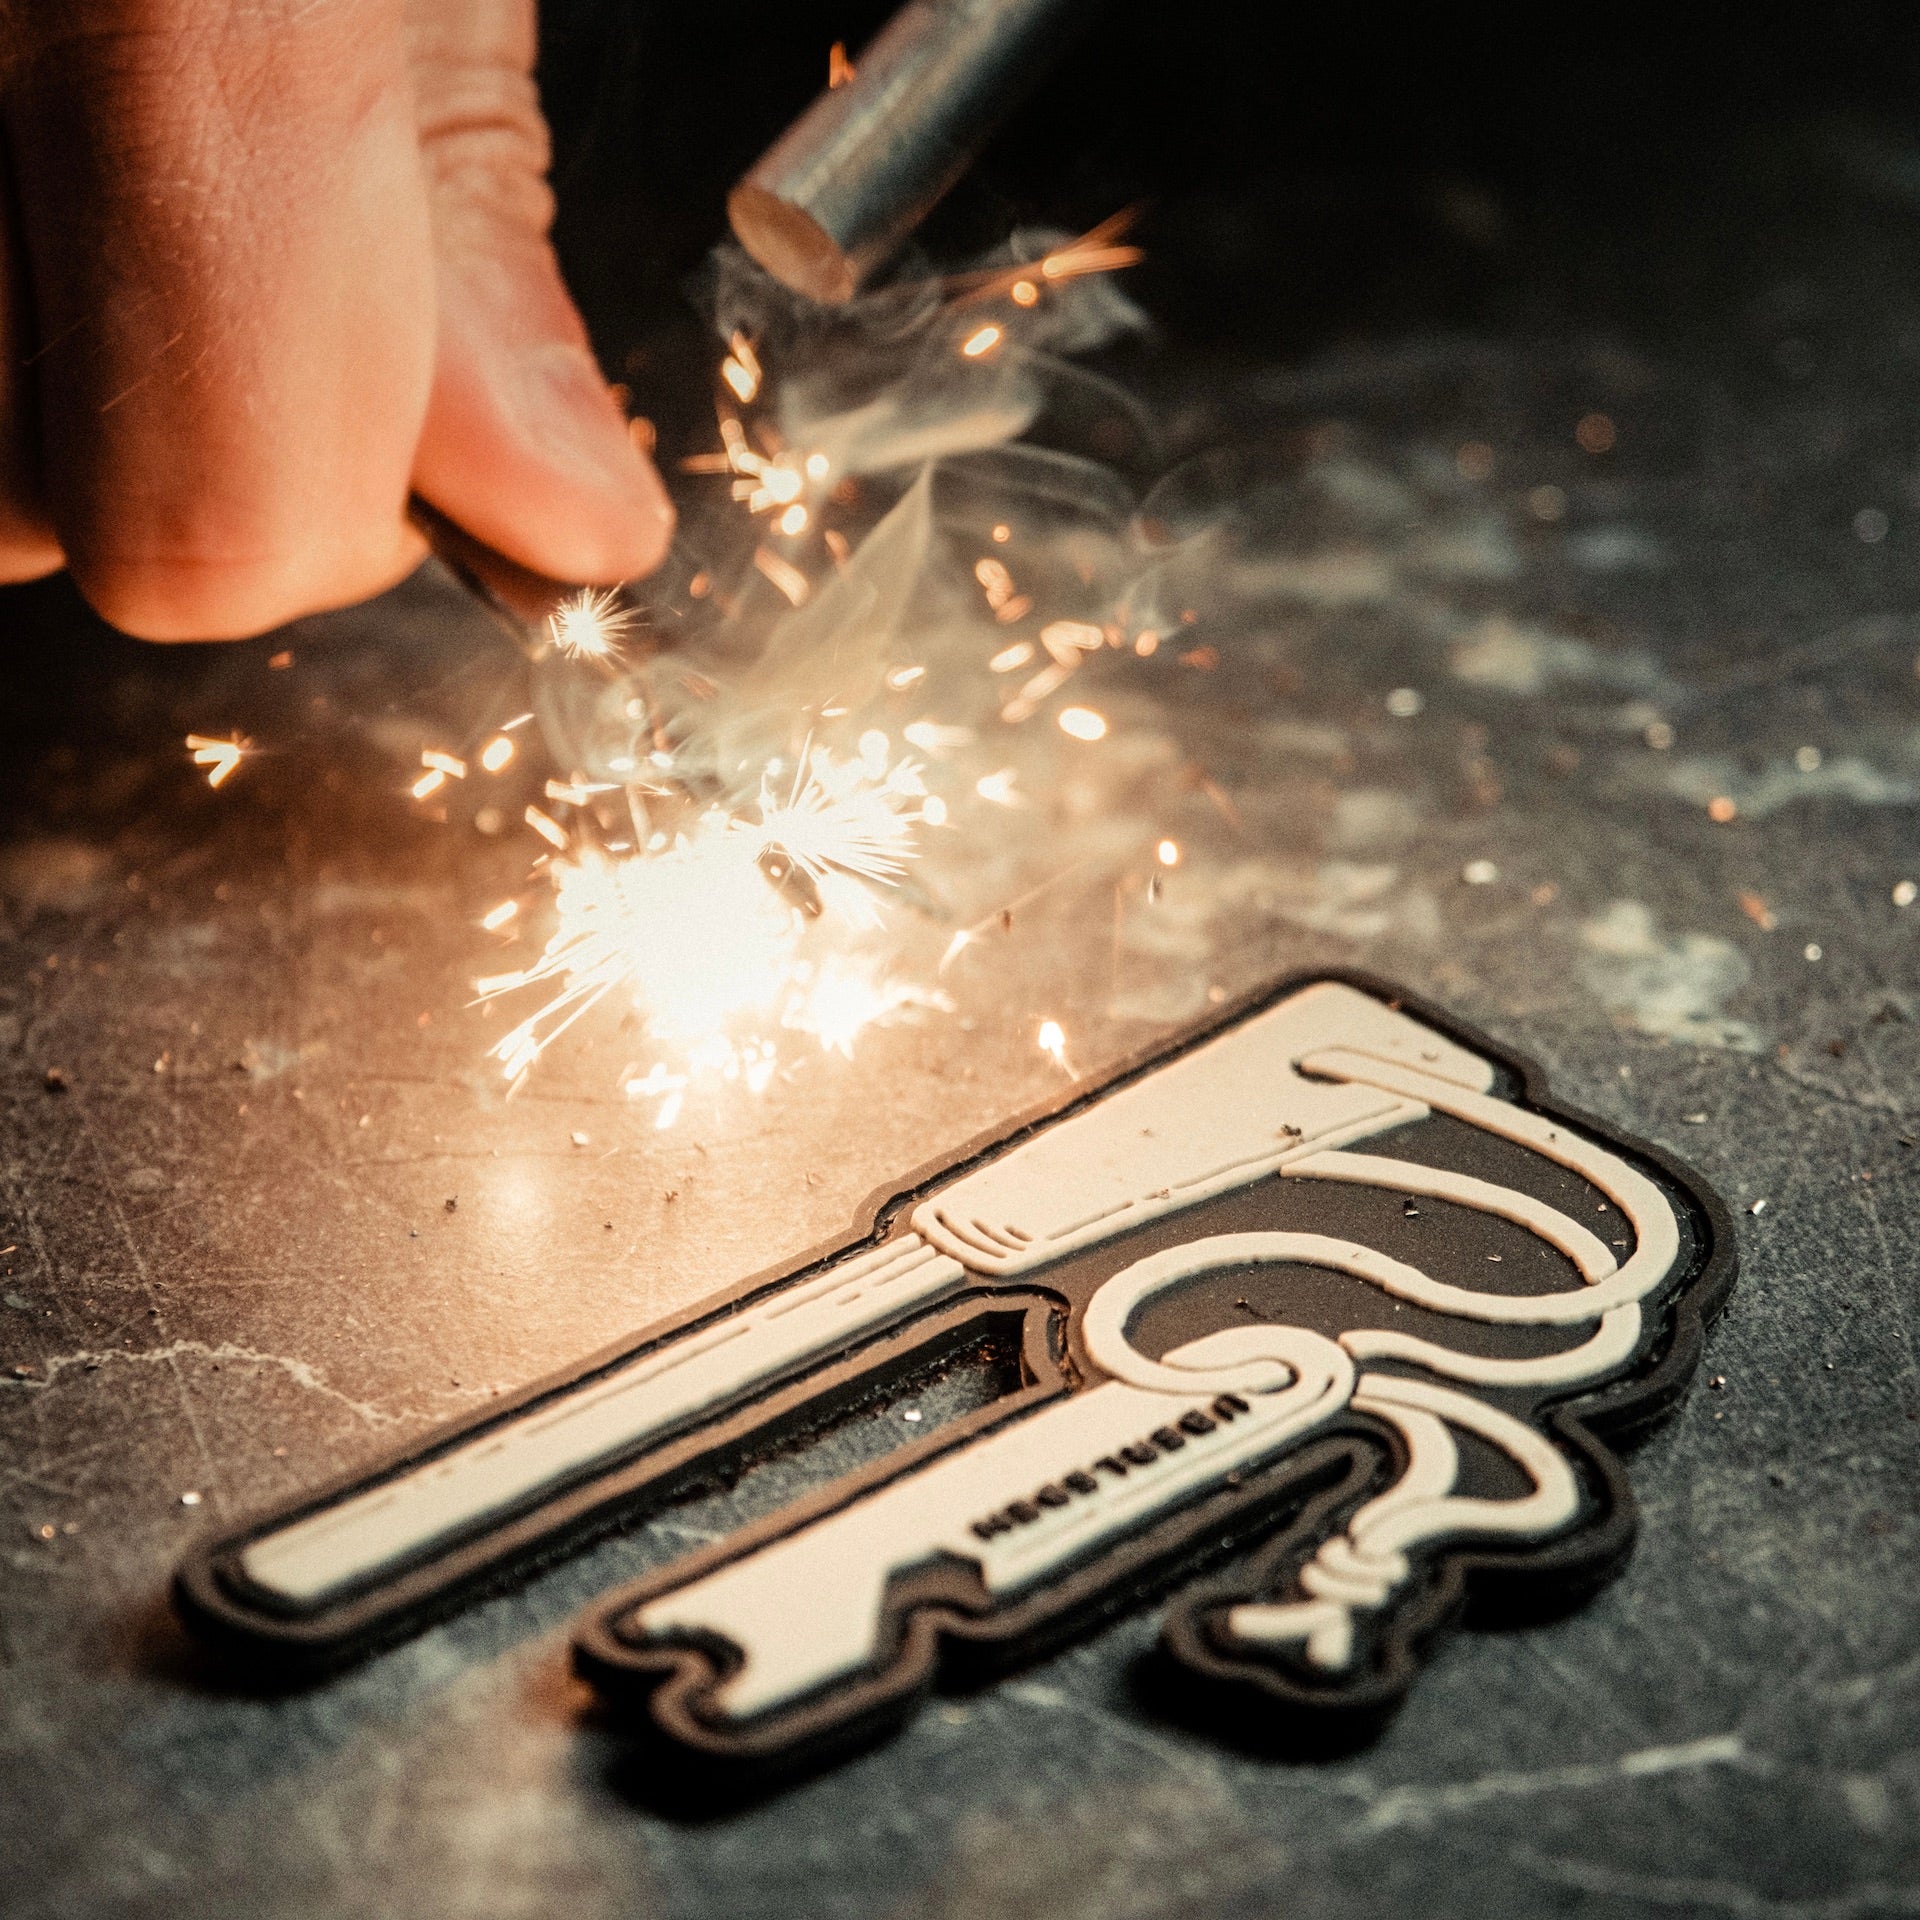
[3,12,1917,1914]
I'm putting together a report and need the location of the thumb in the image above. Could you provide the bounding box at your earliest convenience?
[406,0,672,584]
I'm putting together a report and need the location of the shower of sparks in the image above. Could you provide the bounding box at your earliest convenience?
[549,587,633,662]
[432,209,1155,1114]
[186,733,247,789]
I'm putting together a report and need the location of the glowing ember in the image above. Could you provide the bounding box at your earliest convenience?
[525,805,569,850]
[1057,707,1108,741]
[479,736,516,773]
[1157,838,1181,867]
[186,733,247,789]
[421,749,467,778]
[961,324,1003,359]
[1037,1019,1073,1076]
[753,546,811,606]
[721,332,762,403]
[549,587,632,662]
[412,768,448,800]
[481,900,519,931]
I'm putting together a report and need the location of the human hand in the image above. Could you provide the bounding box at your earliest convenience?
[0,0,673,640]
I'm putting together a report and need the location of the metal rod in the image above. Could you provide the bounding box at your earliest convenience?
[729,0,1095,305]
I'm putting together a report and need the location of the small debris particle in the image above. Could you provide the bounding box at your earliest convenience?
[1893,879,1917,908]
[1487,1253,1503,1262]
[1749,1198,1768,1216]
[1827,1039,1847,1059]
[1804,943,1823,962]
[1708,1375,1726,1391]
[1707,796,1737,823]
[1462,859,1499,885]
[42,1068,67,1093]
[902,1408,923,1424]
[409,1229,418,1239]
[443,1196,458,1212]
[179,1490,202,1508]
[1737,891,1777,931]
[10,1364,33,1379]
[1403,1200,1420,1217]
[268,649,293,669]
[1768,1470,1786,1488]
[1385,687,1424,718]
[1794,745,1823,773]
[35,1523,55,1541]
[1575,411,1616,453]
[1531,882,1559,906]
[662,1189,679,1203]
[1644,720,1675,750]
[571,1130,590,1148]
[272,1446,287,1458]
[1682,1113,1707,1125]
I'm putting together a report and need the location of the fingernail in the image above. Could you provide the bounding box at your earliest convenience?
[523,344,670,517]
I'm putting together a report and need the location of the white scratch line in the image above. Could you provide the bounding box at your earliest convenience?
[1513,1848,1920,1918]
[0,1341,399,1426]
[1354,1733,1750,1833]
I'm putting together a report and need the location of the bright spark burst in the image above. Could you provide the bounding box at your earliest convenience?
[481,746,941,1120]
[549,588,633,662]
[186,734,247,789]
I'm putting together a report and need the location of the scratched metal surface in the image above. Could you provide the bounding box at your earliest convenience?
[4,13,1920,1918]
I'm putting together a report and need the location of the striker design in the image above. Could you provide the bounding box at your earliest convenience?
[175,979,1731,1770]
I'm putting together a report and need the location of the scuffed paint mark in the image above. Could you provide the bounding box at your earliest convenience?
[1578,901,1763,1051]
[0,1339,401,1427]
[1448,615,1672,698]
[0,838,111,913]
[1565,526,1668,573]
[1633,753,1918,819]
